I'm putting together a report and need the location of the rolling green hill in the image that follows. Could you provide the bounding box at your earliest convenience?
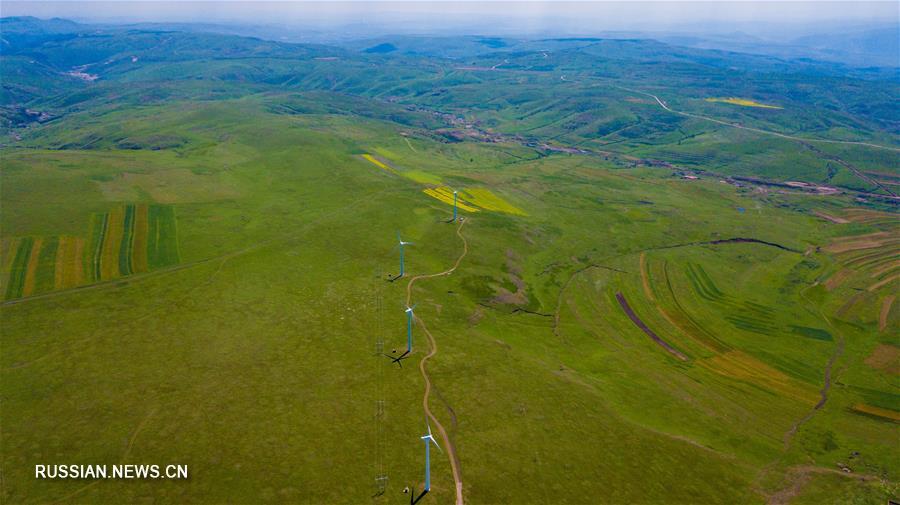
[1,17,897,505]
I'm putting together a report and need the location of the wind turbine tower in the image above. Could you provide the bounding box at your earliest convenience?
[397,233,413,278]
[452,190,459,222]
[405,305,416,353]
[421,424,442,492]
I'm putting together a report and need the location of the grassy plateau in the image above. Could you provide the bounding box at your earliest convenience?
[1,17,898,504]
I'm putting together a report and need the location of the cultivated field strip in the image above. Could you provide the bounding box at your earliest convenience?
[821,225,900,323]
[1,204,179,300]
[4,237,34,299]
[422,186,479,212]
[639,252,819,403]
[361,153,398,174]
[359,151,526,216]
[54,237,86,289]
[422,185,526,215]
[705,97,783,109]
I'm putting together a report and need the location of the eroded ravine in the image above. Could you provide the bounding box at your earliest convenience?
[782,287,846,451]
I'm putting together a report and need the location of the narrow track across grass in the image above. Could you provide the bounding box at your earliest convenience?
[405,219,468,505]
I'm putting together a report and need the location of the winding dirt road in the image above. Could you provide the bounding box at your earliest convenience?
[405,219,468,505]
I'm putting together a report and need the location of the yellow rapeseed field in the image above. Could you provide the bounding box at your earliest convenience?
[423,186,479,212]
[362,154,398,174]
[462,188,526,215]
[422,186,526,215]
[705,97,782,109]
[360,149,526,216]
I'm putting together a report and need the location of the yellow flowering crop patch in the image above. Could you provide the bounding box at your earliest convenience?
[362,154,398,174]
[705,97,782,109]
[462,188,526,215]
[423,186,479,212]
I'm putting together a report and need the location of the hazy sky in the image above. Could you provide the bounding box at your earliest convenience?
[4,1,898,38]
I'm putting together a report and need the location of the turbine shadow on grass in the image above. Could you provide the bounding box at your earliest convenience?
[410,489,428,505]
[382,350,410,368]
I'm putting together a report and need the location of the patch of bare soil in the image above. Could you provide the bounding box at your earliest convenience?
[467,306,484,326]
[491,249,529,305]
[864,342,899,375]
[824,234,893,253]
[813,211,850,224]
[843,209,898,223]
[829,231,889,242]
[879,296,896,333]
[824,269,853,291]
[871,260,900,278]
[867,273,899,292]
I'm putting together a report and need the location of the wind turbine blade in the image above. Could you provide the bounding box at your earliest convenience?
[423,422,443,452]
[430,436,443,453]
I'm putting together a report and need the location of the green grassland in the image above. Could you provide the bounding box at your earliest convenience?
[1,19,898,504]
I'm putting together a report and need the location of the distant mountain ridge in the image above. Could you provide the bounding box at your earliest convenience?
[654,25,899,68]
[3,16,896,68]
[790,26,899,66]
[1,15,897,138]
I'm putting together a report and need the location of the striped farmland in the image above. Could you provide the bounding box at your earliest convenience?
[2,204,179,300]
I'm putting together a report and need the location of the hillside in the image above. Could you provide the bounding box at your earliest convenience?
[1,17,898,505]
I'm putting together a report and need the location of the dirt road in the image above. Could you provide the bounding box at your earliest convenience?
[406,219,468,505]
[617,85,900,153]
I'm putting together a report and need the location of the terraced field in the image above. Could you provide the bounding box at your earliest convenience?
[821,216,899,324]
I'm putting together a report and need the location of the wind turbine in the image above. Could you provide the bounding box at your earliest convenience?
[405,304,416,353]
[384,304,416,366]
[397,232,413,278]
[421,423,442,493]
[452,190,459,222]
